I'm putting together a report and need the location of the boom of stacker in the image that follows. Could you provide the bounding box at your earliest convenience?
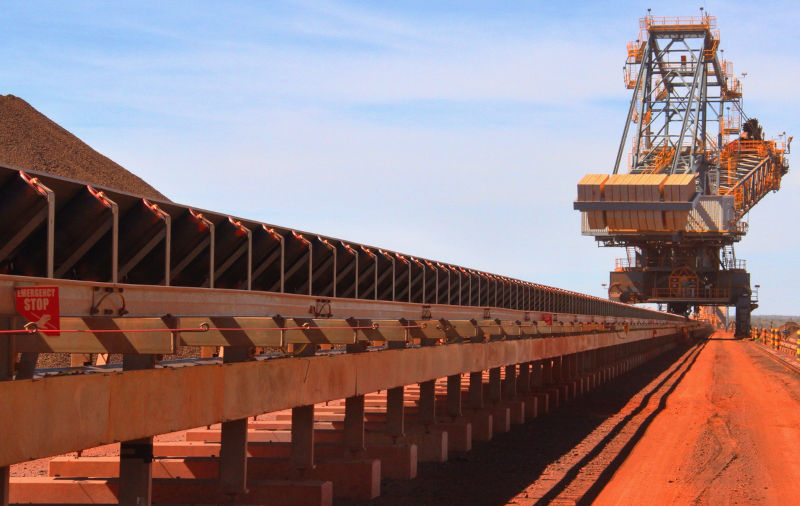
[574,14,790,337]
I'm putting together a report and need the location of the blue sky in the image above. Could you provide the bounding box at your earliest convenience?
[3,1,798,314]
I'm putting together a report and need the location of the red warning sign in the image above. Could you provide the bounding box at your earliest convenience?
[15,286,60,336]
[542,313,553,326]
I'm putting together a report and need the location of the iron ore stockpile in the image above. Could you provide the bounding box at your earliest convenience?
[1,13,798,506]
[0,94,166,200]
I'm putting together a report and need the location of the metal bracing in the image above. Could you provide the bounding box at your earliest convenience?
[0,164,674,322]
[612,14,787,216]
[619,22,727,176]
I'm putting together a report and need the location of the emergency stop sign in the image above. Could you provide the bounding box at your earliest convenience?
[15,286,60,336]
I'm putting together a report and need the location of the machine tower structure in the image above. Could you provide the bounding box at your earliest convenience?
[574,14,790,337]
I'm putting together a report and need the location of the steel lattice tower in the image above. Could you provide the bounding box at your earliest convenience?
[574,14,790,336]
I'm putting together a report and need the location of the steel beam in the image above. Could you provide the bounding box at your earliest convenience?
[118,228,166,281]
[13,317,174,354]
[0,327,692,468]
[0,275,680,324]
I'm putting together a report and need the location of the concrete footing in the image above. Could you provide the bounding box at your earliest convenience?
[48,455,379,500]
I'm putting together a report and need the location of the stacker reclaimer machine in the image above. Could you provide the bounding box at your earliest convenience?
[574,13,790,337]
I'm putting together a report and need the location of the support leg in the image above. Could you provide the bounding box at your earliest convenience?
[447,374,462,418]
[469,371,484,409]
[344,395,365,452]
[418,379,436,425]
[291,405,315,469]
[15,352,37,380]
[503,364,517,399]
[119,354,157,506]
[69,353,92,367]
[219,347,251,496]
[518,362,531,395]
[386,386,405,437]
[488,367,501,405]
[531,361,544,389]
[542,359,553,384]
[119,437,153,506]
[552,357,563,383]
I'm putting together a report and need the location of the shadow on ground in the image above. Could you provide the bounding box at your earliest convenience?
[339,340,705,506]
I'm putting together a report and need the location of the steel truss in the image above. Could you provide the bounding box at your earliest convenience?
[613,14,788,219]
[0,164,669,321]
[616,15,733,180]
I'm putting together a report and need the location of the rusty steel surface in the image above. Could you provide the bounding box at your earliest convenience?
[0,274,677,323]
[0,274,683,355]
[0,165,677,322]
[0,326,695,468]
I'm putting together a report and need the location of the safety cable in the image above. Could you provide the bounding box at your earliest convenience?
[0,323,427,335]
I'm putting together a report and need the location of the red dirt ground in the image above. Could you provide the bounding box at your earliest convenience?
[360,333,800,505]
[593,332,800,505]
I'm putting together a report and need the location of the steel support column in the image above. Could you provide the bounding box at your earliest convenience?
[518,362,531,394]
[552,357,563,383]
[542,359,554,384]
[291,405,314,470]
[118,354,157,506]
[386,386,405,437]
[447,374,462,418]
[0,465,6,506]
[219,346,250,496]
[344,395,365,451]
[14,352,37,380]
[567,354,577,380]
[488,367,501,405]
[531,361,544,389]
[503,364,517,399]
[469,371,484,409]
[418,379,436,426]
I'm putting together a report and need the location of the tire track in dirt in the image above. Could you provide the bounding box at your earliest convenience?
[509,341,705,504]
[594,333,800,505]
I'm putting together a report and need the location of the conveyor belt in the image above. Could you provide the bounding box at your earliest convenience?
[0,163,678,321]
